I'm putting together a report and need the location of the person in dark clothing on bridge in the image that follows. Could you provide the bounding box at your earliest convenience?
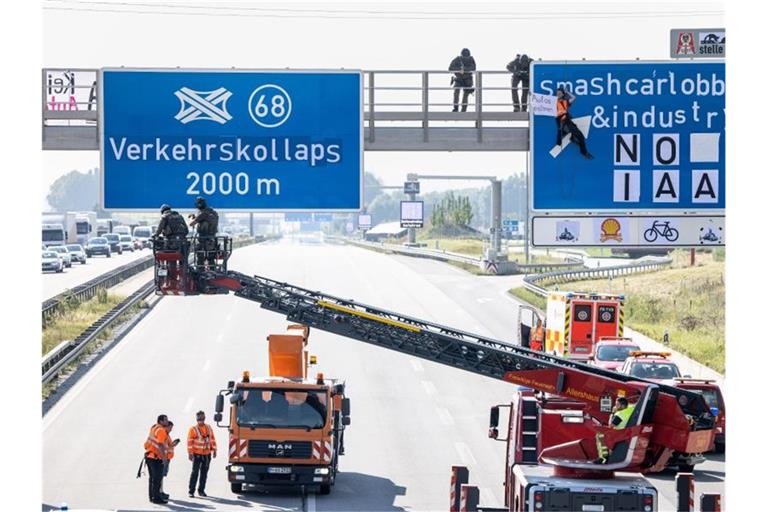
[506,53,532,112]
[155,204,189,240]
[449,48,476,112]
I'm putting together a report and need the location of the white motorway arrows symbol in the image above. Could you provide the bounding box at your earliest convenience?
[549,115,592,158]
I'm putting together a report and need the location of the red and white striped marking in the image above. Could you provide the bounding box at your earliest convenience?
[228,435,247,459]
[312,440,333,462]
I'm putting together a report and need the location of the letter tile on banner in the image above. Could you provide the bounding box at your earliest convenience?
[530,60,724,213]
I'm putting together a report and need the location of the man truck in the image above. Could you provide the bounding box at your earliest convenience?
[213,323,350,495]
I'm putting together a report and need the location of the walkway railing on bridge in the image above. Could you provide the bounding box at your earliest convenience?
[42,68,531,151]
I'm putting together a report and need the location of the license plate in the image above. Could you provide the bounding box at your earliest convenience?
[158,269,168,277]
[582,505,605,512]
[267,467,291,474]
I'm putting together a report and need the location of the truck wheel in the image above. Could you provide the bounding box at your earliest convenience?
[715,442,725,453]
[319,483,331,495]
[230,483,243,494]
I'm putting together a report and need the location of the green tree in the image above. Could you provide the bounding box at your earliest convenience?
[47,168,101,213]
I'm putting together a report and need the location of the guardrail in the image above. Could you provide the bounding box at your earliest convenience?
[522,257,673,297]
[42,254,154,326]
[42,281,155,385]
[332,237,583,274]
[42,236,264,385]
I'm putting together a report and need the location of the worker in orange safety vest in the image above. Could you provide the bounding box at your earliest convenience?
[159,421,180,501]
[143,414,170,504]
[187,410,217,498]
[530,319,545,352]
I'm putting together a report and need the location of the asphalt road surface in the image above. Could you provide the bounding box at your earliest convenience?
[42,247,151,301]
[42,239,724,511]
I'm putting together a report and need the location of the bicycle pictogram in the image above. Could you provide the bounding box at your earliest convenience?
[643,220,679,243]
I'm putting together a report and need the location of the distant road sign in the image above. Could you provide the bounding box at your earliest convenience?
[502,219,520,233]
[531,61,725,213]
[532,215,724,247]
[400,201,424,228]
[284,212,313,222]
[670,28,725,59]
[358,214,372,230]
[404,181,420,195]
[100,68,362,211]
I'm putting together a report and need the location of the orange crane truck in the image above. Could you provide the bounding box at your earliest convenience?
[212,324,350,495]
[153,237,715,509]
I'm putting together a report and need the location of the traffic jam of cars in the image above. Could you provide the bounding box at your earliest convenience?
[42,225,153,273]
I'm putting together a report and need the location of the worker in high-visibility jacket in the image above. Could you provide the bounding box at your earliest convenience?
[610,397,636,429]
[159,421,180,501]
[187,410,217,498]
[530,319,545,352]
[143,414,170,504]
[555,86,594,160]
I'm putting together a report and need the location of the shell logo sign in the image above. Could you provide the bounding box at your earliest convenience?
[600,218,623,242]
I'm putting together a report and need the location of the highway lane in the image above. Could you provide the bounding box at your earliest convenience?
[42,247,151,300]
[42,239,724,511]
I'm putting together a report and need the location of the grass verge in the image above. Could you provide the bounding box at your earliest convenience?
[43,288,146,398]
[508,249,724,374]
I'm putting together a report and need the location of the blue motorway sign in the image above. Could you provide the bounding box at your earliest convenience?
[530,61,724,212]
[100,69,362,211]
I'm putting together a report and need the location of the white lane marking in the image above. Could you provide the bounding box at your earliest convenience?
[202,359,211,372]
[410,359,424,372]
[480,488,500,509]
[436,407,455,426]
[421,380,437,396]
[306,492,316,512]
[454,442,477,466]
[184,396,194,412]
[215,333,224,344]
[476,297,493,304]
[226,313,233,322]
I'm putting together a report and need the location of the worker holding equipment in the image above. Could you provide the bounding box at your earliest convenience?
[610,397,636,429]
[143,414,170,504]
[188,197,219,266]
[154,204,189,240]
[530,319,544,352]
[187,411,217,498]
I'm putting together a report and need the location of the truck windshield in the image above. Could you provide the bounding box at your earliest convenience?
[596,344,640,361]
[134,227,151,238]
[236,388,327,429]
[76,221,90,235]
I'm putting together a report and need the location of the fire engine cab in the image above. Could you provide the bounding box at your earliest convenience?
[520,291,624,361]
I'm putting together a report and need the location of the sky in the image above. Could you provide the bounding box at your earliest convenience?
[41,0,725,209]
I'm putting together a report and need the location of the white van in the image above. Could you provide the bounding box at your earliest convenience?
[132,225,153,249]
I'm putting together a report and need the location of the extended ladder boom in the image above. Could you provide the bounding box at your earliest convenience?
[151,237,714,473]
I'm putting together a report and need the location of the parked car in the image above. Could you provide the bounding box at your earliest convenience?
[617,351,684,382]
[66,244,88,264]
[119,235,135,252]
[103,233,123,255]
[591,337,641,371]
[85,237,112,258]
[49,246,73,268]
[674,378,726,453]
[42,250,64,273]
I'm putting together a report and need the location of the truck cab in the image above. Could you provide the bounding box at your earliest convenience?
[214,324,350,495]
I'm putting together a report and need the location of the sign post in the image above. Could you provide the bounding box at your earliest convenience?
[100,68,362,211]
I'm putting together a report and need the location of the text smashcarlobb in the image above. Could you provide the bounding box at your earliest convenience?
[108,136,343,167]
